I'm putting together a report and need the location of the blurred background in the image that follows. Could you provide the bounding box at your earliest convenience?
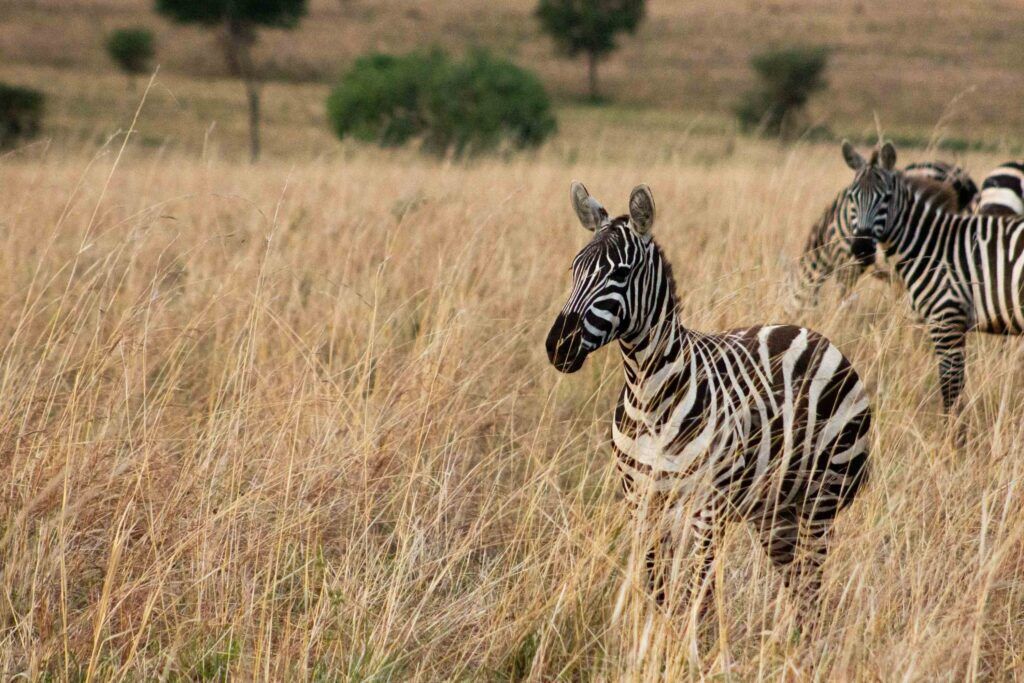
[1,0,1022,162]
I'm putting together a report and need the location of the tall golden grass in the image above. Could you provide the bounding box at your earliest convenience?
[2,128,1024,680]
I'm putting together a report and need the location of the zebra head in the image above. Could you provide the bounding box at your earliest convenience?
[546,182,657,373]
[842,140,898,266]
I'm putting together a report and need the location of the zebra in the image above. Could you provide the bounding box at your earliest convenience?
[546,181,871,623]
[793,160,976,309]
[976,161,1024,216]
[903,161,979,214]
[840,140,1024,419]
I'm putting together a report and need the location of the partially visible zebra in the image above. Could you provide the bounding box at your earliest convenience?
[840,141,1024,418]
[904,161,979,212]
[976,161,1024,216]
[792,160,977,308]
[546,182,871,623]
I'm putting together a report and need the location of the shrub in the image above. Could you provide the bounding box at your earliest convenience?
[106,28,156,77]
[326,52,443,148]
[0,83,44,149]
[427,51,556,154]
[327,50,556,156]
[735,46,829,138]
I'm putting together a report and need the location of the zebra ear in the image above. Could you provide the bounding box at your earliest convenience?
[628,184,655,237]
[842,140,865,170]
[570,181,606,232]
[879,141,897,170]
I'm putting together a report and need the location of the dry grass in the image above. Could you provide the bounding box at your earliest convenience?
[2,102,1024,680]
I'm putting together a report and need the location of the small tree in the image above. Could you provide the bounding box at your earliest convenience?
[735,46,829,139]
[0,83,44,149]
[155,0,307,162]
[535,0,645,101]
[106,28,155,89]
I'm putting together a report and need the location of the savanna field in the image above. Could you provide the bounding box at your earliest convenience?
[3,1,1024,681]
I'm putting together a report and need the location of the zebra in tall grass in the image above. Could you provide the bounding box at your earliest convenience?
[840,141,1024,418]
[546,182,871,622]
[793,160,977,308]
[976,161,1024,216]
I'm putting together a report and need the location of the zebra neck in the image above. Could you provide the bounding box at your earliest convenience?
[886,183,961,265]
[617,300,689,385]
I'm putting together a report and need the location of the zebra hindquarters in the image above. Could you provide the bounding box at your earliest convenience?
[758,350,871,626]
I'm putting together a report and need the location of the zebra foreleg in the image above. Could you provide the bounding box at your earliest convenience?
[928,322,967,413]
[644,506,719,620]
[928,322,968,444]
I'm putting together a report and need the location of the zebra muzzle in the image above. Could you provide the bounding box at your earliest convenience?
[849,235,877,266]
[546,312,589,373]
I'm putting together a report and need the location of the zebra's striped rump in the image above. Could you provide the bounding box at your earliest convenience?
[978,161,1024,216]
[549,181,872,621]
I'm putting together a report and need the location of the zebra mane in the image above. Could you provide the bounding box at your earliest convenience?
[645,230,681,315]
[901,173,959,213]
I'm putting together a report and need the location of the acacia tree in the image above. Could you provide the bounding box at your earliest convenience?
[155,0,307,161]
[536,0,644,101]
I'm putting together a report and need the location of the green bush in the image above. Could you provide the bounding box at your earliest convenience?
[106,28,156,76]
[327,50,556,155]
[735,46,829,138]
[0,83,44,149]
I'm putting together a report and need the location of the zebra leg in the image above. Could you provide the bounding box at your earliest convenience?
[785,519,831,627]
[645,504,719,618]
[928,322,967,414]
[757,507,829,624]
[928,322,968,445]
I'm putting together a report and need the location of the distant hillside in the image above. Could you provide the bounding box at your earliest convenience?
[2,0,1023,141]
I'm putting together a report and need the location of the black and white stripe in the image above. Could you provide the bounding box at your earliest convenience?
[841,141,1024,417]
[793,160,976,308]
[976,161,1024,217]
[546,182,871,621]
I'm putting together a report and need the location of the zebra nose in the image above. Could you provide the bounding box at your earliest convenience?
[546,312,583,368]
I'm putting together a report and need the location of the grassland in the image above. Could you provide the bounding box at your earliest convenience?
[2,1,1024,680]
[2,95,1024,677]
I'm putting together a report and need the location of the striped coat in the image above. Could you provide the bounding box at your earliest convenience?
[977,161,1024,216]
[793,161,976,308]
[842,141,1024,416]
[547,182,871,620]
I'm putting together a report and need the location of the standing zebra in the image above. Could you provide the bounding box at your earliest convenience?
[793,160,976,308]
[546,182,871,622]
[976,161,1024,216]
[840,141,1024,418]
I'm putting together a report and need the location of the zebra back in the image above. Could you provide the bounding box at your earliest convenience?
[903,161,978,213]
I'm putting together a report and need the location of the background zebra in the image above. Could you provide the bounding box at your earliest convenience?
[792,160,976,308]
[841,141,1024,419]
[976,161,1024,216]
[546,182,871,623]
